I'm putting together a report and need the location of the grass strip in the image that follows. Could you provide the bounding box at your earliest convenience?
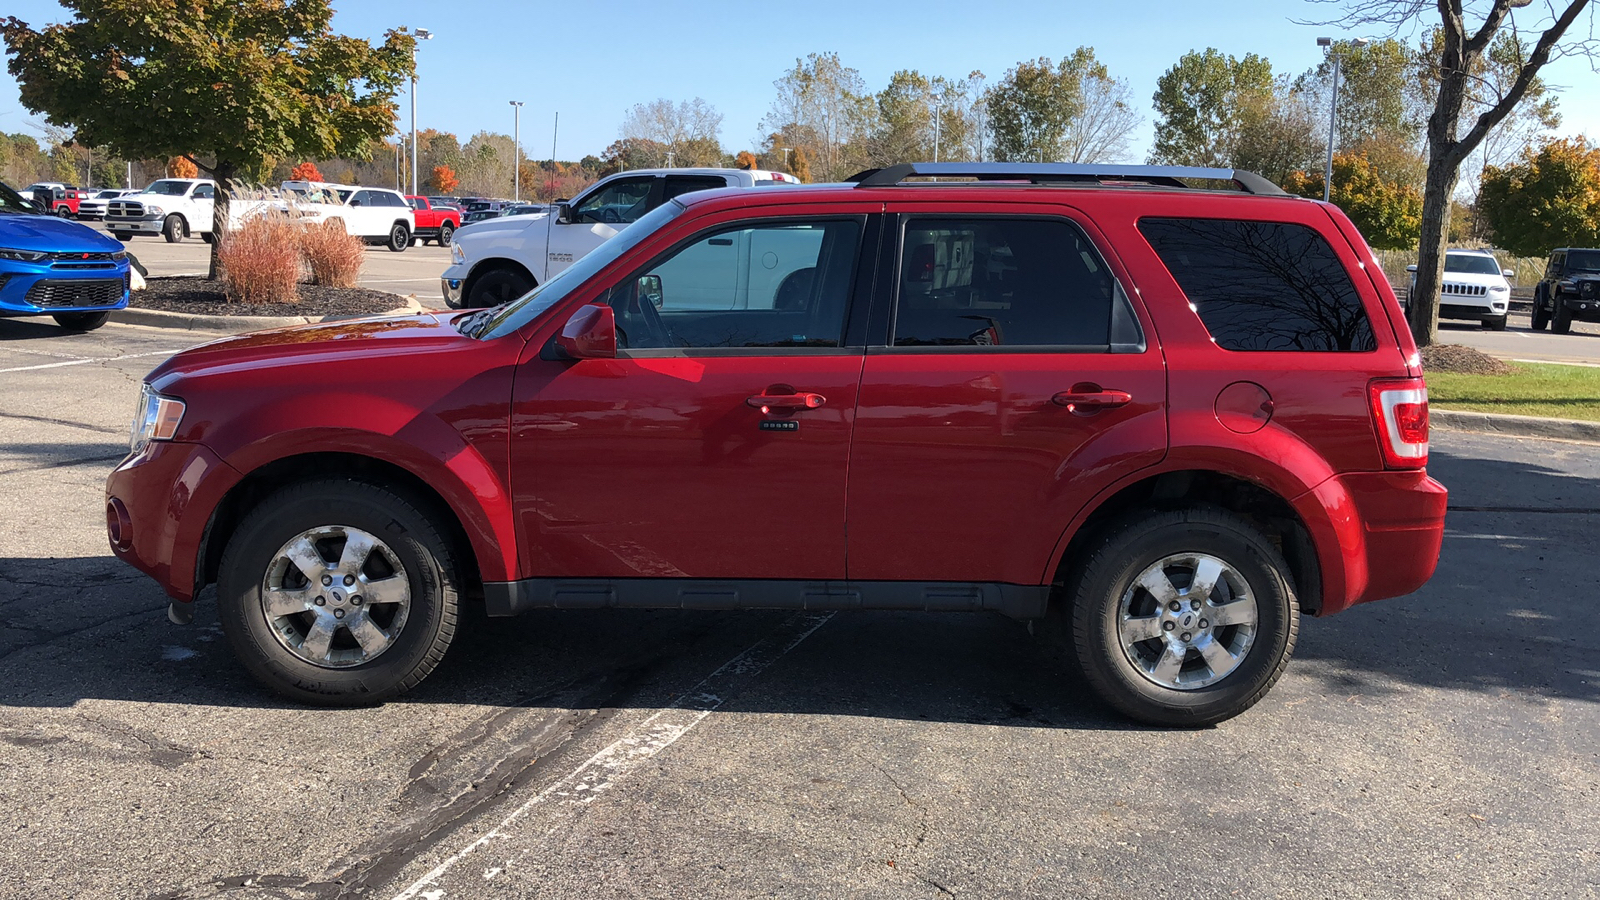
[1427,361,1600,422]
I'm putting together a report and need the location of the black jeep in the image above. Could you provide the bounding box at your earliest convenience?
[1532,247,1600,333]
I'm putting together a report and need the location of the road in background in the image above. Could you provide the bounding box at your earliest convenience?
[1,320,1596,899]
[1444,311,1600,365]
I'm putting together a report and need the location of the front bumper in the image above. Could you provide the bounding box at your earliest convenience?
[1558,292,1600,321]
[105,215,166,235]
[0,261,130,317]
[1439,300,1507,321]
[105,440,243,604]
[441,264,468,307]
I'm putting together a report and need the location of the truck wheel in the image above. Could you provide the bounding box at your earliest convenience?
[162,215,185,243]
[217,479,459,706]
[1059,508,1299,727]
[111,232,132,243]
[438,222,455,246]
[52,311,111,331]
[466,267,534,308]
[388,223,410,252]
[1553,303,1574,334]
[1531,288,1551,331]
[56,205,73,218]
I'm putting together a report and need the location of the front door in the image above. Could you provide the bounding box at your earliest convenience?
[847,208,1168,587]
[545,175,657,280]
[512,211,875,582]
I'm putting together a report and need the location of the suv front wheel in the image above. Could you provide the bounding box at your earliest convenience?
[217,479,459,706]
[1064,508,1299,726]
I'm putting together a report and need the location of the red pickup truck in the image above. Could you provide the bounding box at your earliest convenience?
[25,184,90,218]
[405,196,460,247]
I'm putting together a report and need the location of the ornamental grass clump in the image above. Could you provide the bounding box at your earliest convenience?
[299,218,366,287]
[217,213,300,305]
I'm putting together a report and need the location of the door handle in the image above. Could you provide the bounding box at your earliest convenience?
[1052,386,1132,415]
[746,392,826,412]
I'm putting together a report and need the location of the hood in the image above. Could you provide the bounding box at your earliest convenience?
[0,212,124,253]
[147,311,478,385]
[456,214,545,241]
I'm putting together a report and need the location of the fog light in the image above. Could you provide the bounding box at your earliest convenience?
[106,497,132,551]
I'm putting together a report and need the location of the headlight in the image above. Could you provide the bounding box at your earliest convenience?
[111,251,127,260]
[145,204,165,216]
[450,241,465,265]
[1490,284,1508,293]
[1583,282,1596,296]
[129,383,186,454]
[0,247,48,262]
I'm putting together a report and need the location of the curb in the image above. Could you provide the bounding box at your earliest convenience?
[1431,408,1600,443]
[113,295,426,333]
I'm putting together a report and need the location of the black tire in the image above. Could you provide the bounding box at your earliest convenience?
[111,232,132,243]
[162,215,185,243]
[1531,288,1551,331]
[388,222,410,252]
[438,221,455,246]
[52,311,111,331]
[217,479,459,706]
[1062,508,1299,727]
[1484,315,1507,331]
[55,205,72,218]
[1553,303,1574,334]
[465,266,534,308]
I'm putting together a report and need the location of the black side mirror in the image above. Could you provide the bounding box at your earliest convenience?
[556,203,574,224]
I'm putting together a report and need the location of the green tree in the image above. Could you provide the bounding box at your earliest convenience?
[1302,39,1425,154]
[2,1,414,278]
[1478,137,1600,258]
[1284,152,1424,250]
[1150,48,1275,167]
[760,52,870,182]
[986,53,1085,162]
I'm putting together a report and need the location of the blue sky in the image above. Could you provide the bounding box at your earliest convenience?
[2,0,1597,163]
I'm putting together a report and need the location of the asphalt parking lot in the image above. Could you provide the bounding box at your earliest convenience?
[1,319,1598,900]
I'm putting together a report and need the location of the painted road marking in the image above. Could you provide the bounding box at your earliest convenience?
[0,348,182,374]
[390,611,834,900]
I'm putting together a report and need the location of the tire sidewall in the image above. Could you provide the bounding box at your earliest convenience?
[1073,513,1297,726]
[467,269,531,308]
[439,222,454,246]
[389,223,409,252]
[217,481,455,704]
[163,215,184,243]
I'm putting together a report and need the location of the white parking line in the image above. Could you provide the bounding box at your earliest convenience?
[0,348,182,374]
[390,611,834,900]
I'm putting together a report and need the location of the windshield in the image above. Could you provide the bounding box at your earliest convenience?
[144,180,193,196]
[474,200,686,340]
[1444,254,1502,275]
[1567,250,1600,273]
[0,181,39,215]
[95,190,123,199]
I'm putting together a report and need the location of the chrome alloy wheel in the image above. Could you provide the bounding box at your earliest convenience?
[1118,553,1259,690]
[260,526,412,669]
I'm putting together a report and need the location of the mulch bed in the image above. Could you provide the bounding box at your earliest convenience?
[130,276,401,318]
[1420,343,1516,376]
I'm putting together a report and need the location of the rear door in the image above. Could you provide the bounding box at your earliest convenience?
[847,205,1167,587]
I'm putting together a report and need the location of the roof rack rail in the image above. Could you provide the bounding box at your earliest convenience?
[845,162,1287,196]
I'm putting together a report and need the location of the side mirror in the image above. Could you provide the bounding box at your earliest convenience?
[637,274,664,309]
[556,304,617,359]
[1503,268,1515,278]
[1405,265,1418,273]
[350,200,362,207]
[556,203,574,224]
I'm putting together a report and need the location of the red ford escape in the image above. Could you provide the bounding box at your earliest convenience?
[106,163,1446,725]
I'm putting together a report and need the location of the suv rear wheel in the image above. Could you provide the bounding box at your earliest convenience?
[217,479,458,706]
[1062,508,1299,726]
[1531,287,1551,331]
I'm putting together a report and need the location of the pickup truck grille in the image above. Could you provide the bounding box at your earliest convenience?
[25,277,126,309]
[1442,282,1488,297]
[107,200,145,217]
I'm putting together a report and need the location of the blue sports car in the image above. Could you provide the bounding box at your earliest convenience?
[1,179,130,331]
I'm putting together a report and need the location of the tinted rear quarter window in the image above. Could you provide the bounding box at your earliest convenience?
[1139,218,1376,352]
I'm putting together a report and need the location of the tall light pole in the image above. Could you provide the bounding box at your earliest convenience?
[780,147,793,173]
[509,101,524,201]
[409,27,433,196]
[1317,36,1368,203]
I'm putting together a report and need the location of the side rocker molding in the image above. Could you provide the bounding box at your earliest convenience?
[483,579,1050,619]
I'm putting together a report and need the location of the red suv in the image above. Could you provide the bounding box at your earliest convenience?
[106,163,1446,725]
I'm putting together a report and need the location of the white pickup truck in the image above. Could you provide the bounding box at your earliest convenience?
[281,181,417,252]
[440,167,799,308]
[105,178,218,242]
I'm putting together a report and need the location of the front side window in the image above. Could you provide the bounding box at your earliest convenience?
[574,177,654,225]
[602,219,861,350]
[144,180,191,196]
[192,184,215,200]
[1139,217,1377,352]
[893,217,1117,347]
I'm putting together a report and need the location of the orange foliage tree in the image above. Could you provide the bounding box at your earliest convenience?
[289,161,323,181]
[432,164,459,193]
[734,150,758,170]
[166,156,198,178]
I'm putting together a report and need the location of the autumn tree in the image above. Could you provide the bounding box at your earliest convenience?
[289,161,322,182]
[1321,0,1593,346]
[1285,152,1424,249]
[1478,137,1600,257]
[431,164,459,194]
[619,98,724,167]
[167,156,199,179]
[760,52,870,182]
[2,1,414,278]
[734,150,758,170]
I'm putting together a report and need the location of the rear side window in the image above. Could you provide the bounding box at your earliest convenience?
[1139,218,1376,352]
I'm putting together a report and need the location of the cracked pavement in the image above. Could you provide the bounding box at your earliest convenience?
[0,318,1597,899]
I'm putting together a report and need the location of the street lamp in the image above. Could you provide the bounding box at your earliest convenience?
[409,27,433,196]
[1317,36,1369,203]
[510,100,524,201]
[780,147,792,173]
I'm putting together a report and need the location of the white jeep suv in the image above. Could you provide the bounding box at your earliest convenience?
[1408,249,1514,331]
[441,167,798,308]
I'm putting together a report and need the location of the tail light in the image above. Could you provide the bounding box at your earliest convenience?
[1369,377,1429,469]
